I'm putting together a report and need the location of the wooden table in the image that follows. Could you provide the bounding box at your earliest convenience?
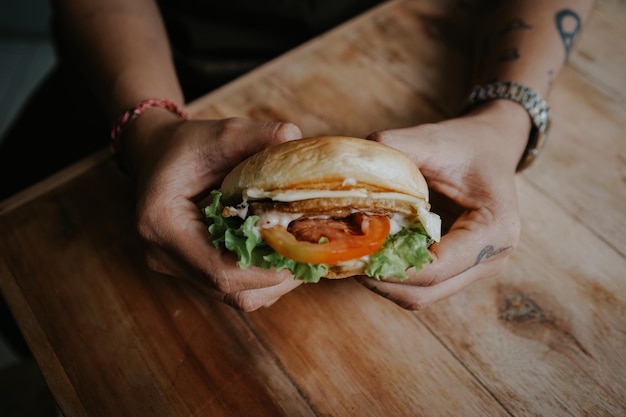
[1,1,625,416]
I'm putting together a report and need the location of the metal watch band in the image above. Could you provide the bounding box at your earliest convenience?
[467,81,551,172]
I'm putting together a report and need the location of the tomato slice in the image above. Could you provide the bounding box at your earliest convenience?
[260,213,390,265]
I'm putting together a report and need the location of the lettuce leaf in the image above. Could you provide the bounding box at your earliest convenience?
[365,227,433,280]
[204,191,328,283]
[204,190,432,283]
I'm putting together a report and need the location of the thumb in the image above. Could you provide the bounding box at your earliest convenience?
[206,119,303,175]
[255,120,303,147]
[366,125,452,174]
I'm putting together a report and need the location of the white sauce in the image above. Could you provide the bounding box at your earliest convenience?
[233,203,249,219]
[256,211,303,230]
[389,213,412,235]
[342,177,357,187]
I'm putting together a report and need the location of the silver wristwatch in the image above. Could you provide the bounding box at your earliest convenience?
[467,81,551,172]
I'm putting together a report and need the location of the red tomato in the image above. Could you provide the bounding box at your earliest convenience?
[260,213,390,265]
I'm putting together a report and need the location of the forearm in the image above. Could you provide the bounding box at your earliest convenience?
[474,0,595,95]
[52,0,183,121]
[466,0,596,170]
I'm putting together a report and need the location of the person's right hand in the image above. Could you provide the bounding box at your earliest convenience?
[122,112,305,311]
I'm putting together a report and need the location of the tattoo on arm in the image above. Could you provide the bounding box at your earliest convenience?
[499,18,533,35]
[494,18,531,63]
[555,9,582,57]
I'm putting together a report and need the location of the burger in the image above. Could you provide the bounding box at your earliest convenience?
[204,135,441,283]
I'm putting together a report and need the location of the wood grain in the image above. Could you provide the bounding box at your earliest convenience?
[1,0,625,416]
[188,0,473,131]
[526,0,626,254]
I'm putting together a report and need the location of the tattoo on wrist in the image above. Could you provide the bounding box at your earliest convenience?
[555,9,582,58]
[491,18,532,64]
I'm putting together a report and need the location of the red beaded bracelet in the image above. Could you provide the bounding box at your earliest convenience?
[109,98,191,155]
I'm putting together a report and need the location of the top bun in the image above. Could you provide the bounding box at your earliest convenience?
[220,136,429,204]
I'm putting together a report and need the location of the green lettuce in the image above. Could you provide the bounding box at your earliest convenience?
[366,227,432,280]
[204,190,432,283]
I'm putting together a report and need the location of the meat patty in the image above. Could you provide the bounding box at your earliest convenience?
[287,213,367,243]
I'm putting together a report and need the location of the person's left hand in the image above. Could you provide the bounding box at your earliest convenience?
[356,101,530,310]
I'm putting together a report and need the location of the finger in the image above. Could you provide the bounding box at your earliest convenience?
[208,118,303,168]
[201,274,303,312]
[153,241,298,294]
[144,208,297,294]
[222,277,303,312]
[264,120,303,143]
[367,125,461,172]
[357,257,506,310]
[368,207,516,312]
[406,206,518,287]
[262,297,282,308]
[235,119,303,148]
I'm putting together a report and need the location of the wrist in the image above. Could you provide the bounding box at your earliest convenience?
[464,81,551,172]
[465,99,532,170]
[110,98,190,175]
[115,104,189,178]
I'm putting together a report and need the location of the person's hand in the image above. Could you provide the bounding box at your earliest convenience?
[123,112,305,311]
[357,100,531,310]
